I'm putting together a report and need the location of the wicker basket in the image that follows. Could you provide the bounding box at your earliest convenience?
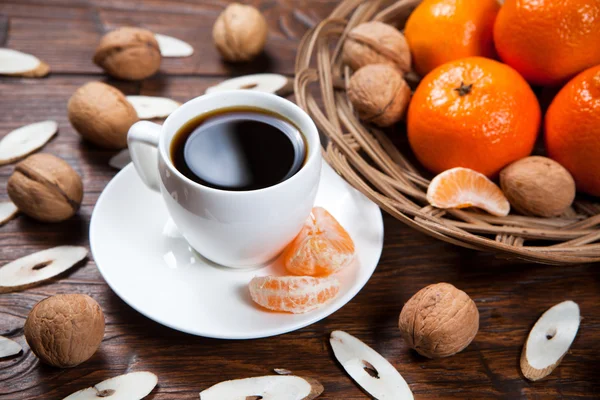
[293,0,600,264]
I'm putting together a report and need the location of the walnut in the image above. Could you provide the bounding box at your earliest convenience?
[347,63,411,127]
[500,156,576,217]
[7,154,83,223]
[24,294,105,368]
[398,283,479,358]
[343,21,411,72]
[93,27,161,80]
[213,3,268,62]
[68,81,138,149]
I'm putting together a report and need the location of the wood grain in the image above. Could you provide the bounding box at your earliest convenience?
[1,1,599,399]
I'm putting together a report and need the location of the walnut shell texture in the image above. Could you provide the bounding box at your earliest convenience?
[343,21,411,72]
[399,282,479,358]
[500,156,576,217]
[347,63,411,127]
[213,3,268,62]
[24,294,105,368]
[93,27,161,80]
[68,81,138,149]
[7,153,83,222]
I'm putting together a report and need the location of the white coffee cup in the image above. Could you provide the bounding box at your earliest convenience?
[127,91,321,268]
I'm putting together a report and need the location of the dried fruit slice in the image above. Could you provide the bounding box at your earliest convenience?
[248,275,340,314]
[0,120,58,165]
[427,167,510,216]
[109,149,131,170]
[274,368,292,375]
[521,300,580,381]
[206,73,292,96]
[0,246,88,293]
[0,48,50,77]
[330,331,413,400]
[199,375,323,400]
[154,33,194,57]
[63,371,158,400]
[126,96,180,120]
[283,207,355,276]
[0,336,22,358]
[0,201,18,225]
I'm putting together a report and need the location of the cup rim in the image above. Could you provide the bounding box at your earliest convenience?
[157,90,321,196]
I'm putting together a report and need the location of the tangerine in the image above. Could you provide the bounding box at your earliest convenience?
[545,65,600,197]
[248,275,340,314]
[407,57,541,177]
[283,207,355,277]
[405,0,500,77]
[427,167,510,216]
[494,0,600,86]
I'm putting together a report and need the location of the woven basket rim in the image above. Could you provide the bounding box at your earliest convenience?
[293,0,600,265]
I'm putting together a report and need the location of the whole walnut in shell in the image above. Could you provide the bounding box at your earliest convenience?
[348,64,411,127]
[93,27,161,80]
[213,3,268,62]
[343,21,411,72]
[399,283,479,358]
[68,81,138,149]
[24,294,105,368]
[7,154,83,223]
[500,156,575,217]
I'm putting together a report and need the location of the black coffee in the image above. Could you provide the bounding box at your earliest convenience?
[171,107,306,191]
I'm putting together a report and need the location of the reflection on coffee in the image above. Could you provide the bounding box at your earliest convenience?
[171,107,306,191]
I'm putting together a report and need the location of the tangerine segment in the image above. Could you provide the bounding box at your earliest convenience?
[248,275,340,314]
[283,207,355,277]
[427,167,510,217]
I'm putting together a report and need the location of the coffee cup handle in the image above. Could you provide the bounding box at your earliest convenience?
[128,121,162,192]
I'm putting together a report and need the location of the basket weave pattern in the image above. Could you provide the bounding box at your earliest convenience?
[293,0,600,264]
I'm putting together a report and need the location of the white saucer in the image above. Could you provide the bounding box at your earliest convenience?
[90,160,383,339]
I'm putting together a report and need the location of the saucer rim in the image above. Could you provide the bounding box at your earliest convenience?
[90,162,384,339]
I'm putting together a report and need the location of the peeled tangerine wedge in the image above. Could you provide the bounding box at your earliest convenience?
[0,246,88,293]
[330,331,413,399]
[283,207,355,276]
[0,336,22,359]
[200,375,323,400]
[249,275,340,314]
[427,167,510,217]
[63,371,158,400]
[521,300,581,381]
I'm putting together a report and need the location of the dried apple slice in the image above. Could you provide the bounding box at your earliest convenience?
[274,368,292,375]
[109,149,131,170]
[63,371,158,400]
[0,120,58,165]
[126,96,181,120]
[0,48,50,77]
[0,336,22,358]
[521,300,580,381]
[206,73,292,96]
[154,33,194,57]
[330,330,413,400]
[200,375,323,400]
[0,246,88,293]
[0,201,18,225]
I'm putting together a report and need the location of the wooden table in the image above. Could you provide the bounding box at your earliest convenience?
[0,1,599,399]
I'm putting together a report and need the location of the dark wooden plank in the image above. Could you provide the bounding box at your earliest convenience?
[0,1,600,399]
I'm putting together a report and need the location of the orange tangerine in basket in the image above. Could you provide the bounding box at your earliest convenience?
[283,207,355,277]
[248,275,340,314]
[427,167,510,217]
